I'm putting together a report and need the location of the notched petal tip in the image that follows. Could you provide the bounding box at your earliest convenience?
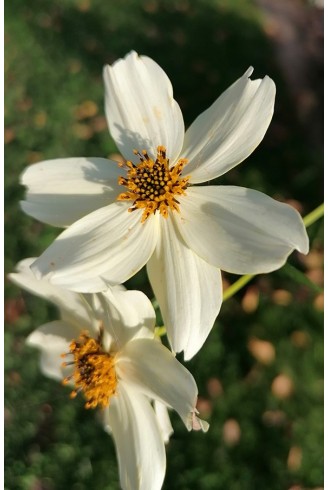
[244,68,276,97]
[110,50,140,70]
[125,49,139,59]
[296,226,310,255]
[244,66,254,78]
[285,204,310,255]
[263,75,277,98]
[187,409,210,433]
[103,51,139,78]
[301,239,310,256]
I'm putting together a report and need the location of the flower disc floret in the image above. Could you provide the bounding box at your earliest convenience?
[117,145,190,222]
[62,330,117,409]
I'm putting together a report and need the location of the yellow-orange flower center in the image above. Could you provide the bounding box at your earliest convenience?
[61,331,117,409]
[117,145,190,223]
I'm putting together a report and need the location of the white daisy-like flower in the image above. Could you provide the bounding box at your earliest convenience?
[9,258,208,490]
[21,51,309,360]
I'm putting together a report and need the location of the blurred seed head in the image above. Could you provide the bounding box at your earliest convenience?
[207,377,223,398]
[271,374,294,399]
[242,285,259,313]
[287,446,302,471]
[290,330,310,348]
[222,419,241,447]
[272,289,293,306]
[248,338,275,365]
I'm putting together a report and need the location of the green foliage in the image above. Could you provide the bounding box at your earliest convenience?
[5,0,323,489]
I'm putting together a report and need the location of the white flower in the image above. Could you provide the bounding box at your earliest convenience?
[21,51,309,360]
[9,258,208,490]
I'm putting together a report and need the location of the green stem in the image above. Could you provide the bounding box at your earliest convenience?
[303,203,324,228]
[223,274,254,302]
[223,203,324,301]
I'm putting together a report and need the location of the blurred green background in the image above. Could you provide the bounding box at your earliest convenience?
[5,0,323,489]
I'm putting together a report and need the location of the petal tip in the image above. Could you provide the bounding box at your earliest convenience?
[103,50,139,76]
[187,410,210,433]
[263,75,277,96]
[297,230,310,255]
[183,348,197,362]
[245,66,254,78]
[288,207,310,255]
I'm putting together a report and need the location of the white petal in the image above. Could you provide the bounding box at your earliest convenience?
[20,158,122,227]
[103,383,166,490]
[177,186,309,274]
[31,202,159,292]
[8,258,92,328]
[188,410,210,433]
[103,51,184,163]
[154,401,174,444]
[147,217,222,360]
[27,321,80,381]
[182,68,276,183]
[116,338,207,431]
[98,288,156,350]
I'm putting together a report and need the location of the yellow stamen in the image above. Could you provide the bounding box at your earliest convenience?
[62,331,117,409]
[117,145,190,223]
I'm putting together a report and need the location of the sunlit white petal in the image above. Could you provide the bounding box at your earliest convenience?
[99,288,156,349]
[8,258,92,328]
[27,321,80,380]
[182,68,276,183]
[21,158,122,227]
[104,50,184,162]
[177,186,309,274]
[116,338,207,431]
[147,217,222,360]
[31,202,159,292]
[154,401,174,444]
[104,383,166,490]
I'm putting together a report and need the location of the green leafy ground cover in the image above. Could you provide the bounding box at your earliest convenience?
[5,0,323,489]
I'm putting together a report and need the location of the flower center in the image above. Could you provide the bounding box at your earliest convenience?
[61,331,117,409]
[117,145,190,223]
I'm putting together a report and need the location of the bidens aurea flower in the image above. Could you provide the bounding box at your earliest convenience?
[9,258,208,490]
[21,51,309,360]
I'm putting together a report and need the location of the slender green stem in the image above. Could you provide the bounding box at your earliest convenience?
[303,203,324,228]
[223,274,254,302]
[222,203,324,301]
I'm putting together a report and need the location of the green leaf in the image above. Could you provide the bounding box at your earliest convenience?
[280,263,323,294]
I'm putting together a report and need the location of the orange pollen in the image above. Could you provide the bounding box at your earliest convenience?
[117,145,190,223]
[61,331,117,410]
